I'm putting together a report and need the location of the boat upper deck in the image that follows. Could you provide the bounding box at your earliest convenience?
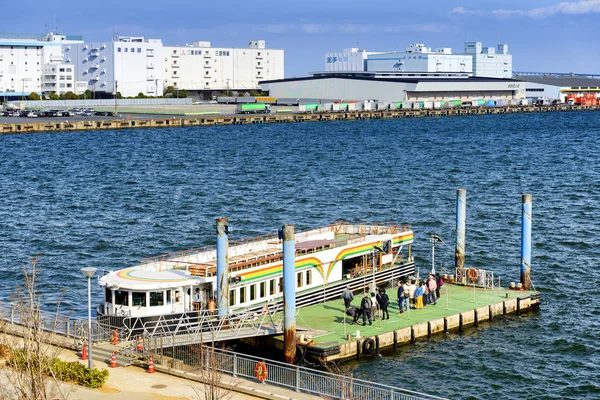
[99,222,412,290]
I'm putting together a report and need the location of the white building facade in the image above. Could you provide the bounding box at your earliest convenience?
[63,36,164,98]
[464,42,512,78]
[163,40,284,98]
[325,48,383,72]
[366,44,472,74]
[0,33,83,97]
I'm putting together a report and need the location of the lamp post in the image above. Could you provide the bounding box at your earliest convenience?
[430,234,444,274]
[81,267,97,370]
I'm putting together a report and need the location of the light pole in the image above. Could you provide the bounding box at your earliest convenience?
[81,267,97,370]
[430,234,444,274]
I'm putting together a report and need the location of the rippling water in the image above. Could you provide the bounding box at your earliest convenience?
[1,112,599,399]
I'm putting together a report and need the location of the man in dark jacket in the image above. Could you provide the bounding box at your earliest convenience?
[377,288,390,320]
[345,306,363,324]
[360,292,372,326]
[341,286,354,309]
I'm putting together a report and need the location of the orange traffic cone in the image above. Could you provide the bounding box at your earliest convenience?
[148,355,155,373]
[81,342,88,360]
[112,329,119,345]
[110,352,117,368]
[136,335,143,353]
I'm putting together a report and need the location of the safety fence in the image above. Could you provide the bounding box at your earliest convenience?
[146,339,447,400]
[454,268,494,288]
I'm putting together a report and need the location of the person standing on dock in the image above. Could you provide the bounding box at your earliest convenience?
[397,281,405,314]
[378,288,390,320]
[427,275,438,306]
[360,292,373,326]
[409,280,417,309]
[435,273,443,299]
[193,288,202,310]
[341,286,354,310]
[414,282,425,309]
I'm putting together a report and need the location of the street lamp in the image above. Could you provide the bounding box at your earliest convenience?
[81,267,97,370]
[429,234,444,274]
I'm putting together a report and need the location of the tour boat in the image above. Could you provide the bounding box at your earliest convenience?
[97,221,415,332]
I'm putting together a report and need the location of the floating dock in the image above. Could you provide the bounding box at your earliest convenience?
[1,104,599,134]
[257,282,540,363]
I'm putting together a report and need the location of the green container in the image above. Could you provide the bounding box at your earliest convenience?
[240,103,266,111]
[453,100,462,107]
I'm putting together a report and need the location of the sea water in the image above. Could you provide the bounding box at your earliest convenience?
[0,112,598,399]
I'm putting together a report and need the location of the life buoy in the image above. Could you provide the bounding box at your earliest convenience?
[261,305,268,316]
[254,361,268,382]
[362,338,375,356]
[467,268,479,281]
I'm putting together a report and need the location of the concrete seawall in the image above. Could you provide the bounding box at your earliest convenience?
[1,104,599,134]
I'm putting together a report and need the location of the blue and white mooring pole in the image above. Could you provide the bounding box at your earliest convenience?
[520,194,532,290]
[282,224,297,364]
[455,188,467,270]
[216,217,229,316]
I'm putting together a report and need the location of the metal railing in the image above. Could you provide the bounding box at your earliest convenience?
[454,268,494,288]
[147,340,446,400]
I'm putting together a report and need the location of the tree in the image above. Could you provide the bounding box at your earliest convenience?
[136,92,146,98]
[0,257,70,400]
[28,92,41,101]
[65,92,78,100]
[116,92,122,99]
[164,86,176,96]
[178,90,188,98]
[49,93,59,101]
[79,89,92,100]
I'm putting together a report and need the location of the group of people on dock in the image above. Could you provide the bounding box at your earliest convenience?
[397,273,443,312]
[341,273,444,325]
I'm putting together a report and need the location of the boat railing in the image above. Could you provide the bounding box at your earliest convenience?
[139,222,410,272]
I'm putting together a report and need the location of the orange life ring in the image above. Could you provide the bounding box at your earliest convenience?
[254,361,268,382]
[467,268,479,281]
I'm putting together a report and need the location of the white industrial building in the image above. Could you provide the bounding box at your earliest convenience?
[465,42,512,79]
[324,42,512,79]
[517,75,600,103]
[325,48,383,72]
[260,73,524,105]
[163,40,284,99]
[366,44,472,74]
[63,36,164,98]
[0,33,83,98]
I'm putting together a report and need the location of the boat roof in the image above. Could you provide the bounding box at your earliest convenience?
[99,222,412,291]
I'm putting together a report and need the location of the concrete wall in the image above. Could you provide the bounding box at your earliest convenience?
[12,98,192,108]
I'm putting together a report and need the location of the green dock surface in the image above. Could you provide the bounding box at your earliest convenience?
[293,284,535,345]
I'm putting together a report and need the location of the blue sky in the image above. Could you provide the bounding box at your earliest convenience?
[6,0,600,77]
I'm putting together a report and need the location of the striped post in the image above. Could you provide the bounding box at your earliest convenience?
[282,224,296,364]
[216,218,229,316]
[520,194,532,290]
[455,188,466,270]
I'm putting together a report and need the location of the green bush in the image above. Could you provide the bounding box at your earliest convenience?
[50,358,109,389]
[28,92,41,100]
[8,350,108,389]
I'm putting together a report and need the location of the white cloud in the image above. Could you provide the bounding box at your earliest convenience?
[452,0,600,18]
[450,6,484,16]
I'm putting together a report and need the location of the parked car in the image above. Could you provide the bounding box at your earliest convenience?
[1,111,9,117]
[26,112,38,118]
[81,111,92,116]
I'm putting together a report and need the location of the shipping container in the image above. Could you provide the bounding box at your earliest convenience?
[236,103,271,113]
[299,104,319,113]
[255,97,277,104]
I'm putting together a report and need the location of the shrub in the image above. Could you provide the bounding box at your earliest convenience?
[28,92,41,100]
[8,350,108,389]
[49,93,59,100]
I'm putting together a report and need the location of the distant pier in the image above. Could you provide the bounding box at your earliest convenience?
[1,104,599,134]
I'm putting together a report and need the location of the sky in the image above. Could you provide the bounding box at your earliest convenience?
[6,0,600,78]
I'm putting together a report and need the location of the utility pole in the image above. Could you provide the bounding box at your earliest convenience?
[155,79,158,97]
[114,80,118,117]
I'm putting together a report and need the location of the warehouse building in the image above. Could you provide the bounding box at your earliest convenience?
[63,36,164,98]
[260,73,524,105]
[163,40,284,99]
[517,75,600,103]
[325,42,512,79]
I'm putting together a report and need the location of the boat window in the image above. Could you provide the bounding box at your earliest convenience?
[229,289,236,306]
[132,292,147,307]
[269,279,275,295]
[240,286,246,303]
[105,287,113,303]
[149,291,164,306]
[297,272,303,288]
[114,290,129,306]
[166,290,172,304]
[306,270,312,286]
[260,282,266,298]
[250,284,256,301]
[279,278,283,293]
